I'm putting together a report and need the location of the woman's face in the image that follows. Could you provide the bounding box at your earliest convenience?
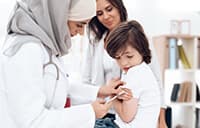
[96,0,121,31]
[67,20,88,37]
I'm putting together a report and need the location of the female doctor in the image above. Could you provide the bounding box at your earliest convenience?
[0,0,124,128]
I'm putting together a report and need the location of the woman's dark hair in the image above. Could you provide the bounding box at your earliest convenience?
[88,0,128,42]
[106,20,151,64]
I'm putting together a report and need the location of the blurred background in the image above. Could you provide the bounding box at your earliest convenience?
[1,0,200,42]
[1,1,200,127]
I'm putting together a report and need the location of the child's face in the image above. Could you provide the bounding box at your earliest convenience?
[115,45,143,73]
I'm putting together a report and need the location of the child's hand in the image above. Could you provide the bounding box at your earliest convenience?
[117,87,133,101]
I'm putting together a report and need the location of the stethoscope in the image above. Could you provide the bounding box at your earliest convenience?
[43,52,60,109]
[27,53,60,127]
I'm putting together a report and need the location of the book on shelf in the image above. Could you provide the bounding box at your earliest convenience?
[165,107,172,128]
[177,82,188,102]
[168,38,178,69]
[197,84,200,101]
[196,108,200,128]
[170,83,180,102]
[178,45,191,69]
[177,81,192,102]
[185,82,192,102]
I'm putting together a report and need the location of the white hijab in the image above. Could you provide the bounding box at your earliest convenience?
[4,0,96,57]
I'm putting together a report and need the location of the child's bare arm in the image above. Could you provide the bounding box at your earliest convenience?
[113,88,138,123]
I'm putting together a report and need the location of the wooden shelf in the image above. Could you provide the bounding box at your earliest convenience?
[153,35,199,128]
[154,34,200,40]
[168,102,194,107]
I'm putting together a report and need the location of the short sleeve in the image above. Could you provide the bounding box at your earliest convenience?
[123,70,142,99]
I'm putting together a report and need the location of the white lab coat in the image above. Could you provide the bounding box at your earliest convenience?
[0,35,99,128]
[0,58,16,128]
[81,34,121,86]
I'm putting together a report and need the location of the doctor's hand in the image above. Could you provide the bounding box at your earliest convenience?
[97,77,125,98]
[91,99,112,119]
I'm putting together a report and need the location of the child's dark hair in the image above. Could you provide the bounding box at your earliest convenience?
[105,20,151,64]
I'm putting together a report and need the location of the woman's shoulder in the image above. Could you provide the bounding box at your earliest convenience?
[2,34,47,60]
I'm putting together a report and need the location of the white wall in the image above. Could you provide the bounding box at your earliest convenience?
[0,0,200,38]
[0,0,15,35]
[0,0,200,47]
[0,0,15,48]
[123,0,200,37]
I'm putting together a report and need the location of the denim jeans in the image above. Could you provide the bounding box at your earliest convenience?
[94,116,120,128]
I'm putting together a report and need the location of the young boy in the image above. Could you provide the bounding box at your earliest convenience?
[105,20,161,128]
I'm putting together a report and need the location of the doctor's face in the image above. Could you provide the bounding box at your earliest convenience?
[68,20,89,37]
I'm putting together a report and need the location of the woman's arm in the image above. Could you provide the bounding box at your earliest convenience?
[2,43,96,128]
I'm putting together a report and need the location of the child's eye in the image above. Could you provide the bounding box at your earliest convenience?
[127,55,133,58]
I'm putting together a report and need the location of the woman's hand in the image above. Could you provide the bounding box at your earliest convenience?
[91,99,113,119]
[98,77,125,98]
